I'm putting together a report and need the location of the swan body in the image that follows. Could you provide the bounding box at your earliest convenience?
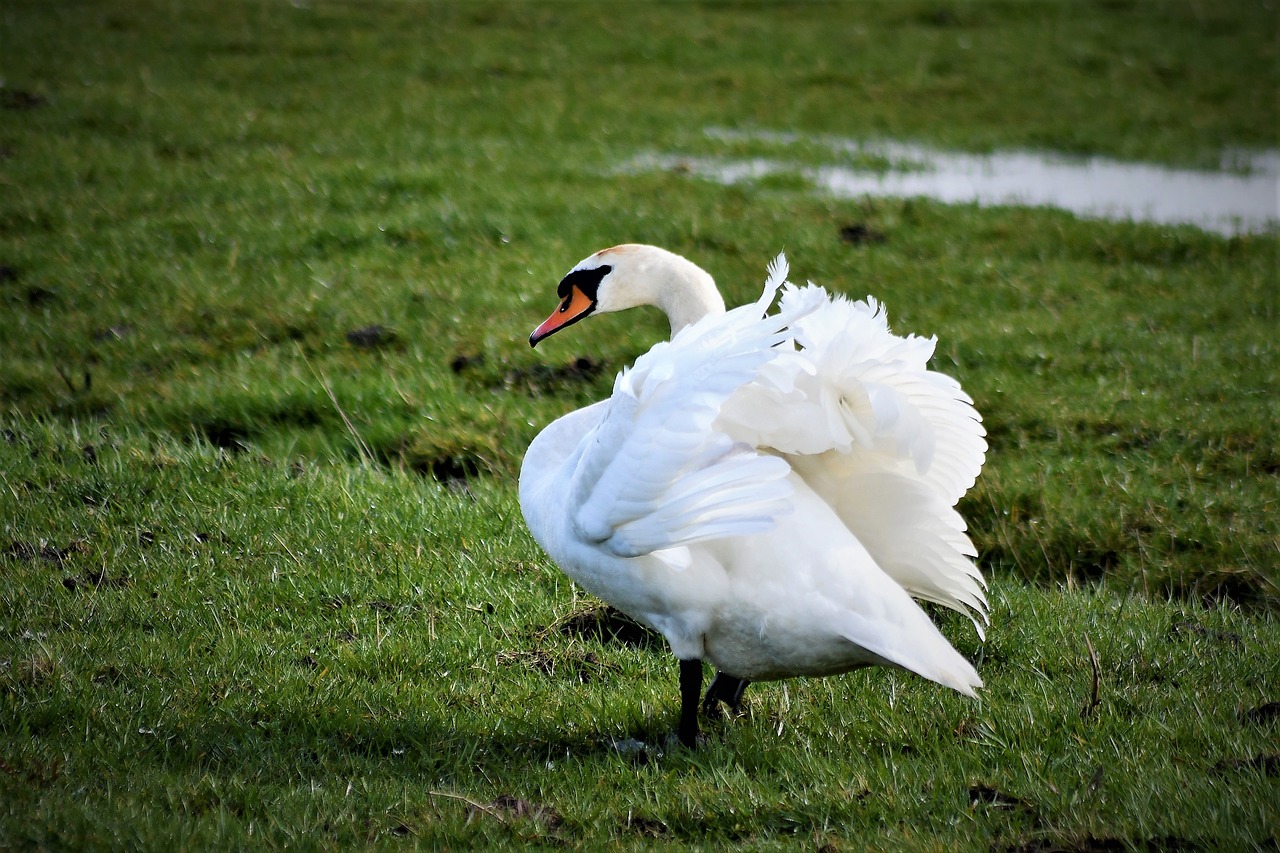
[519,244,987,746]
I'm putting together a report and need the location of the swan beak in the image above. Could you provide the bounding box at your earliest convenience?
[529,284,596,347]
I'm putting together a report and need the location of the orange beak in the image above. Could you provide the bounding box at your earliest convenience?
[529,284,596,347]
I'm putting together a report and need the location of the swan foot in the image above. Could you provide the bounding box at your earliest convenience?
[702,671,750,718]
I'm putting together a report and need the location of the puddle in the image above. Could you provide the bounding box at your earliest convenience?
[625,129,1279,236]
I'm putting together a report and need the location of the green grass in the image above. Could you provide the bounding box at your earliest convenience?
[2,0,1278,849]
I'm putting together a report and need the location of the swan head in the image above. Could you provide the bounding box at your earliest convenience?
[530,244,725,346]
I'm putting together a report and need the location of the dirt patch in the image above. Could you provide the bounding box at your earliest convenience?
[345,325,397,349]
[462,794,562,828]
[503,357,603,393]
[622,814,669,837]
[420,453,482,485]
[839,222,887,245]
[195,418,257,452]
[92,666,125,685]
[324,596,421,621]
[497,648,616,683]
[968,783,1034,811]
[491,794,560,823]
[544,604,662,649]
[182,403,326,454]
[0,88,46,110]
[1168,621,1243,648]
[449,353,485,373]
[451,351,605,395]
[1240,701,1280,725]
[1213,753,1280,777]
[0,754,61,788]
[63,566,132,591]
[367,430,495,486]
[1189,569,1275,610]
[24,285,59,308]
[6,539,87,565]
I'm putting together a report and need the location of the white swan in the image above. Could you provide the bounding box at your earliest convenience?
[519,244,987,747]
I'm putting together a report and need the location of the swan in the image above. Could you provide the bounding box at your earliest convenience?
[519,244,987,747]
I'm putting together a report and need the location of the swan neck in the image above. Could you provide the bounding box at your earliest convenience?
[656,261,725,336]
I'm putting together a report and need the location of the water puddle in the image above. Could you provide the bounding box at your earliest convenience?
[624,129,1278,236]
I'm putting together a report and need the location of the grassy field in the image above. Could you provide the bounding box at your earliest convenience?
[2,0,1278,849]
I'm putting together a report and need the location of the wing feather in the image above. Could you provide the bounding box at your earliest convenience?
[719,282,989,630]
[569,255,817,559]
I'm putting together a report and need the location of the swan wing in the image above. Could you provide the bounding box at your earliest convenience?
[738,285,987,502]
[569,256,817,559]
[719,284,989,631]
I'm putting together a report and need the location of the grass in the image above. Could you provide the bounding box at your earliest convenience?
[2,0,1278,848]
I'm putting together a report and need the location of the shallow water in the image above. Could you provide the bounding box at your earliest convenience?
[626,130,1279,237]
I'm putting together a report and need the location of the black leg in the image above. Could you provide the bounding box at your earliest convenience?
[703,670,751,716]
[677,659,703,748]
[702,671,735,714]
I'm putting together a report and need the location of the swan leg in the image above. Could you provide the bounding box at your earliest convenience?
[677,658,703,748]
[703,671,751,716]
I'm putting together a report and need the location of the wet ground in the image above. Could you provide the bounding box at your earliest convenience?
[625,129,1279,236]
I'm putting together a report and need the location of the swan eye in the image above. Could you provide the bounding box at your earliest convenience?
[556,264,613,302]
[532,263,614,347]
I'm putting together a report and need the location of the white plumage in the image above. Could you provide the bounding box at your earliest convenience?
[519,244,988,746]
